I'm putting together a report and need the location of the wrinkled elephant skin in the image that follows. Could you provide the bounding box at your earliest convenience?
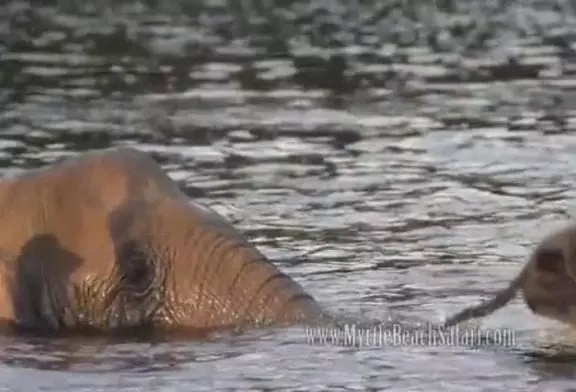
[0,147,325,337]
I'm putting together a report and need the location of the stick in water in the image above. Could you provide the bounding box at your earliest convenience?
[443,271,524,328]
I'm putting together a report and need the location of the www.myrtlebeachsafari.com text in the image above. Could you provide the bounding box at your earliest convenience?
[304,323,516,348]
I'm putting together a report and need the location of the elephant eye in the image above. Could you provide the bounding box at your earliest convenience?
[534,248,564,274]
[117,240,154,291]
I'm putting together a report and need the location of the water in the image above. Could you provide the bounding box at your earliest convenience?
[3,0,576,390]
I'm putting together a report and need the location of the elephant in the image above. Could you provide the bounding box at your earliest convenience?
[443,224,576,329]
[0,147,327,337]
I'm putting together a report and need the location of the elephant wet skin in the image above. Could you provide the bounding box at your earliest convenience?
[0,147,326,336]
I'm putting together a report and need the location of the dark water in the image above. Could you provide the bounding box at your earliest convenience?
[4,0,576,390]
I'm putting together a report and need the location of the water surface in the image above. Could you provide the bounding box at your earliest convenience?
[3,0,576,390]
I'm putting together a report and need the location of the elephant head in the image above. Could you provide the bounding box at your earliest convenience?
[0,147,325,336]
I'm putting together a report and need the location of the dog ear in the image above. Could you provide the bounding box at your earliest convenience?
[533,225,576,283]
[532,247,565,274]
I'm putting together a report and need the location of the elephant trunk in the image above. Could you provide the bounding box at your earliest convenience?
[169,229,324,329]
[117,198,325,331]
